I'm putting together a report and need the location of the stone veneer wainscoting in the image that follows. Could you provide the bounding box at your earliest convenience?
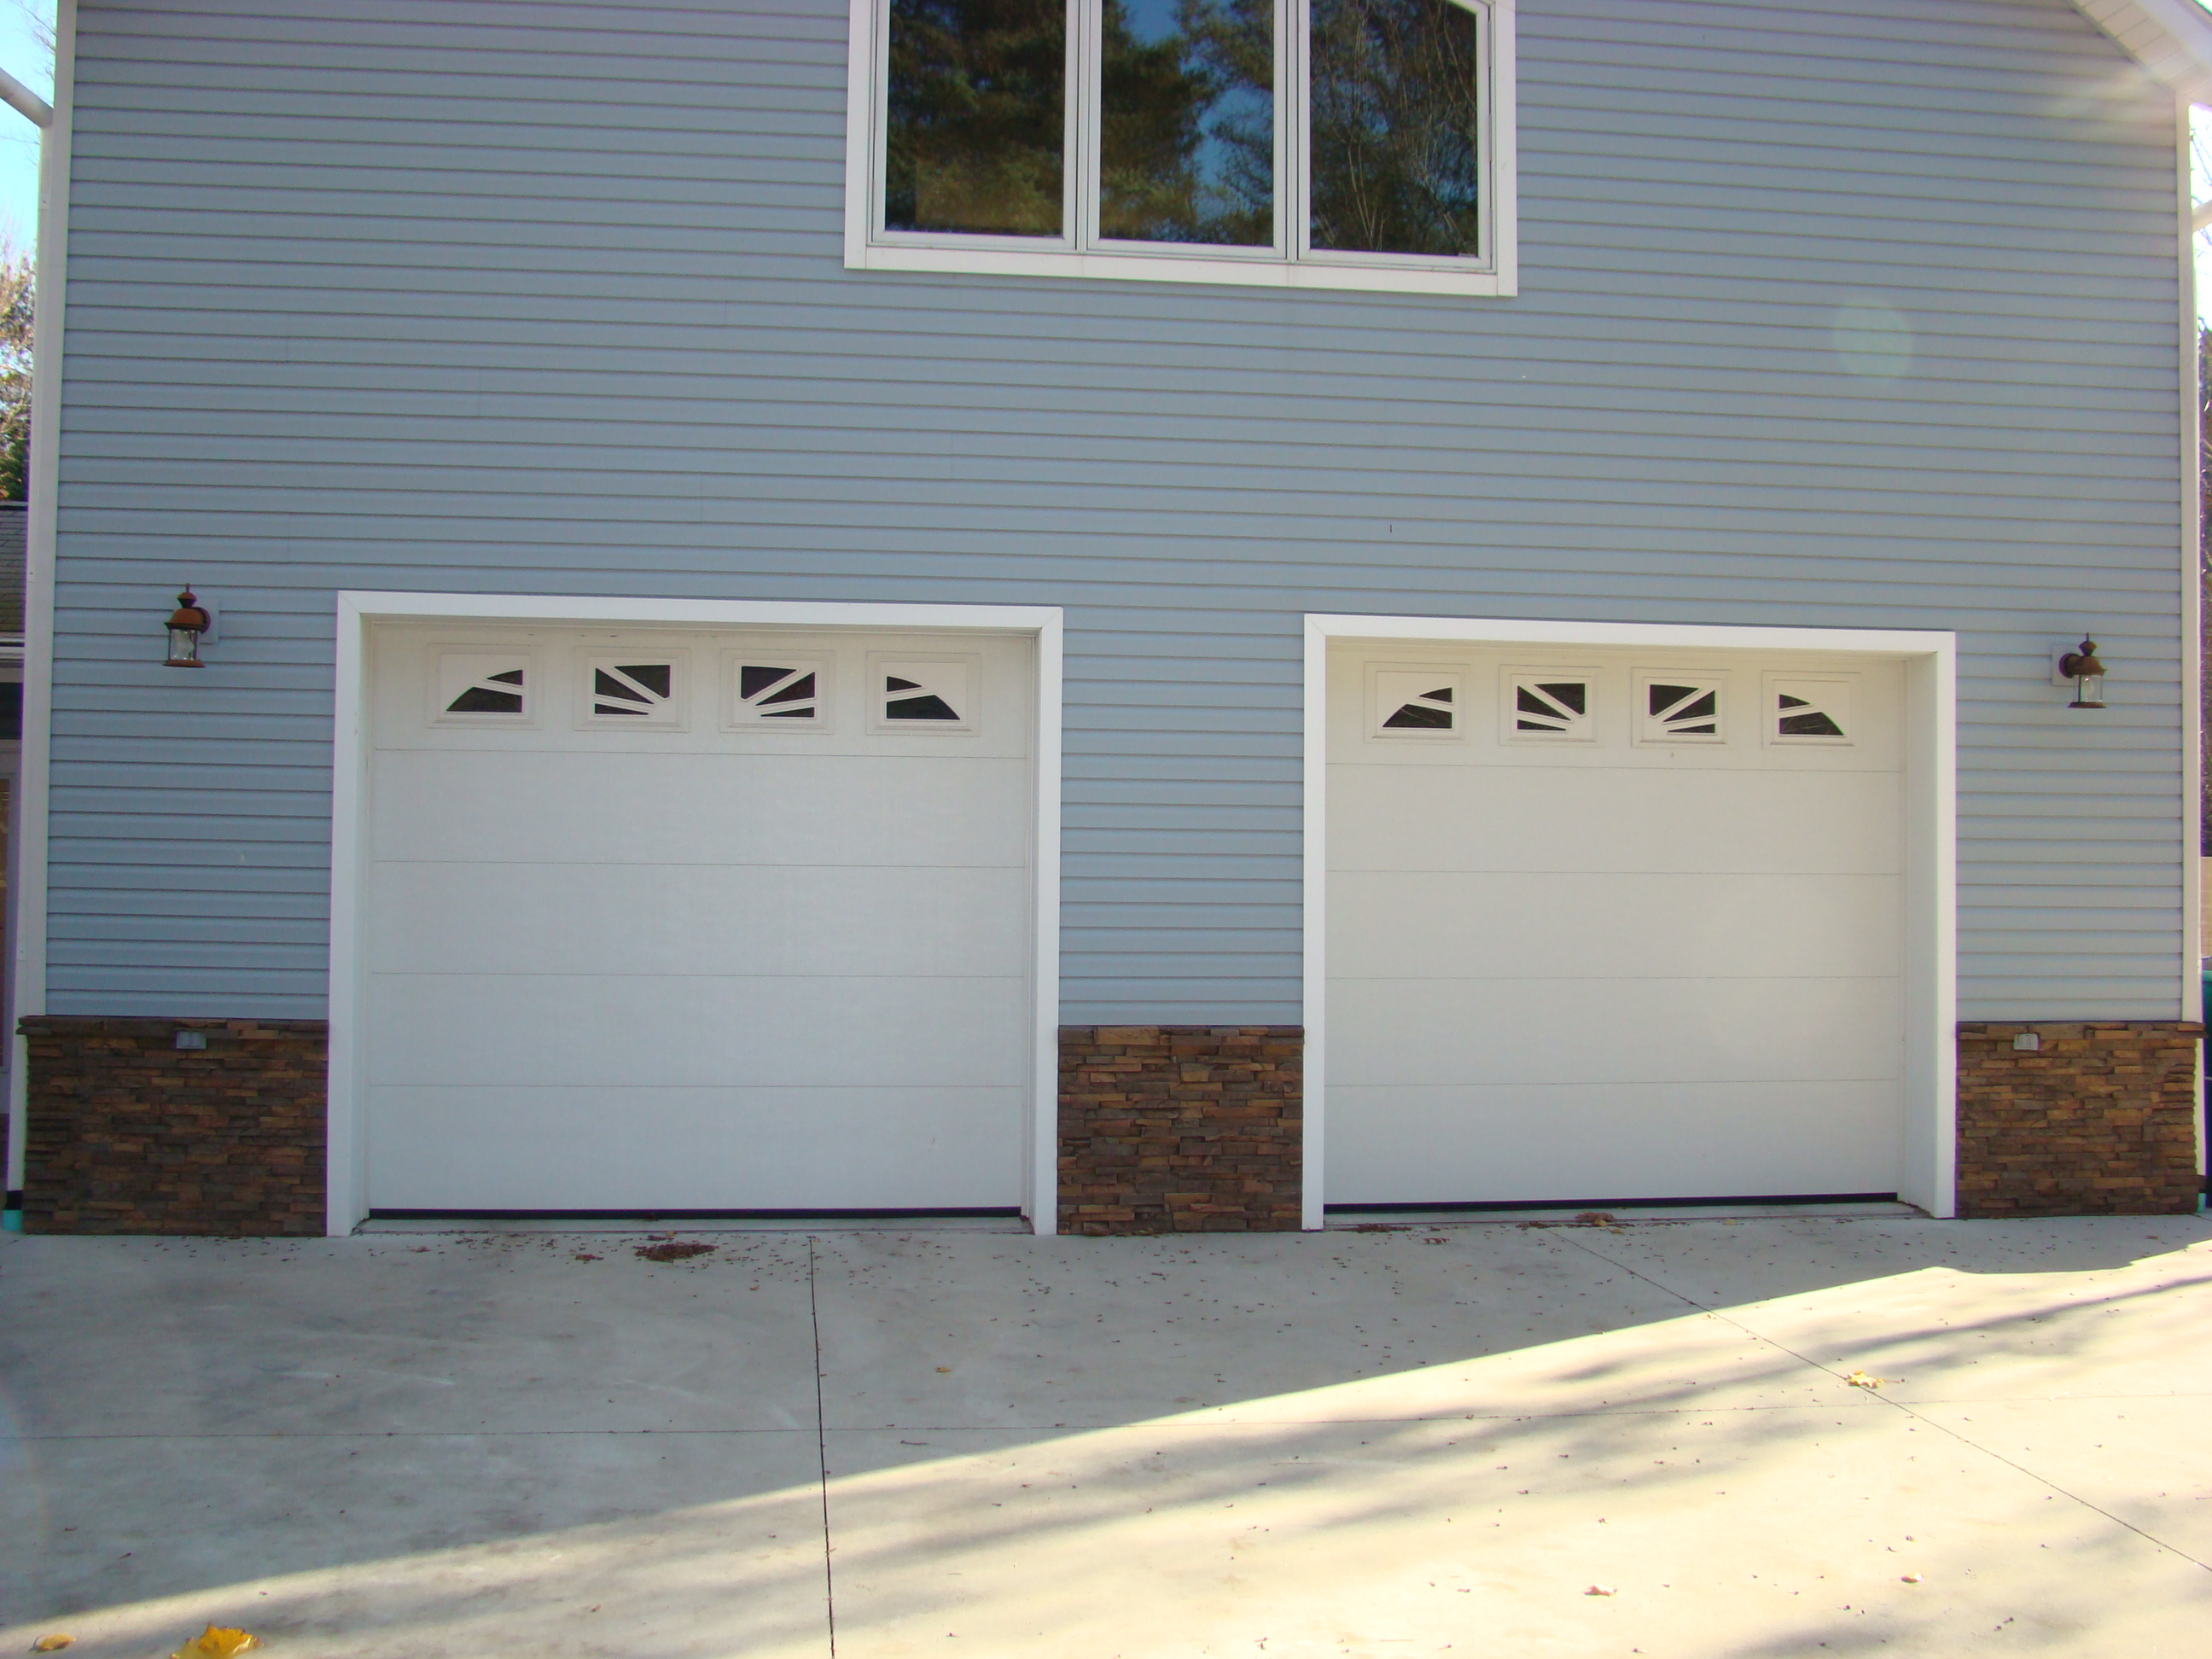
[1058,1026,1302,1234]
[1953,1022,2202,1217]
[14,1016,2198,1233]
[18,1017,328,1234]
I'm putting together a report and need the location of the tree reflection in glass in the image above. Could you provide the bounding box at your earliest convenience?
[1100,0,1274,247]
[1310,0,1481,257]
[886,0,1067,236]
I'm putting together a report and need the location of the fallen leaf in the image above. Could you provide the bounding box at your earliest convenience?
[1845,1370,1883,1389]
[936,1366,952,1373]
[1584,1585,1617,1597]
[1901,1574,1923,1584]
[171,1629,259,1659]
[32,1637,74,1653]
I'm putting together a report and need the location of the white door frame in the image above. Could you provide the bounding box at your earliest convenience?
[329,591,1066,1237]
[1302,614,1959,1228]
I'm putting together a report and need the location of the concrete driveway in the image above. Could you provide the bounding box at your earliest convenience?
[3,1213,2209,1657]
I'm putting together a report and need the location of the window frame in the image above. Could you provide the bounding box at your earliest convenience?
[842,0,1517,296]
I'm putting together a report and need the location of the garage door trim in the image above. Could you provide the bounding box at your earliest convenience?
[327,591,1065,1237]
[1301,614,1958,1229]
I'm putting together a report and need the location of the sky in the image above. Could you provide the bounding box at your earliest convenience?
[0,1,49,259]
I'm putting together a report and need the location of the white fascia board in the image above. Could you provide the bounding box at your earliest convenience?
[2077,0,2212,104]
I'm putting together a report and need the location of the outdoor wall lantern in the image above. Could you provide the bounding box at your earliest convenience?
[2058,637,2105,709]
[163,588,212,668]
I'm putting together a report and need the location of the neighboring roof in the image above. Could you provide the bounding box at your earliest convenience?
[2078,0,2212,104]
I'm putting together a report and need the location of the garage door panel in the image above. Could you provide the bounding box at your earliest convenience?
[1330,871,1902,981]
[368,971,1027,1089]
[368,862,1029,979]
[1329,975,1900,1087]
[361,621,1036,1215]
[371,750,1033,867]
[369,1086,1026,1212]
[1324,1081,1901,1205]
[1329,765,1901,875]
[1326,645,1906,1208]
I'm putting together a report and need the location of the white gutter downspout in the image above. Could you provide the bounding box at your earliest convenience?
[0,65,49,129]
[4,0,73,1222]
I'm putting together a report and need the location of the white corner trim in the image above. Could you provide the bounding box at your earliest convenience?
[1300,618,1330,1230]
[2174,101,2206,1198]
[1301,613,1960,1225]
[841,0,1518,300]
[6,0,73,1203]
[324,591,1067,1237]
[325,597,370,1235]
[1030,615,1065,1233]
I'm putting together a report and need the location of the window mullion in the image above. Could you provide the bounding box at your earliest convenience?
[1288,0,1310,262]
[1068,0,1095,251]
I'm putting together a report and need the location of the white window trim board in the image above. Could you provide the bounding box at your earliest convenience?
[327,592,1067,1237]
[4,0,74,1204]
[841,0,1518,299]
[1300,614,1961,1228]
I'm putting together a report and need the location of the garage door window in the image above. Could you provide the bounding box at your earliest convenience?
[585,659,684,727]
[1638,677,1725,745]
[1768,676,1854,746]
[876,658,975,728]
[731,661,826,725]
[1373,669,1458,736]
[1503,673,1591,742]
[436,653,533,724]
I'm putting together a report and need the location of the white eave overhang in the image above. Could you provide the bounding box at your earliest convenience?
[2078,0,2212,105]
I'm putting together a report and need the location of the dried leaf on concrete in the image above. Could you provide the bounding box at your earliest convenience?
[170,1629,260,1659]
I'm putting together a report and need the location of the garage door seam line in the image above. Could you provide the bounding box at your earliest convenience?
[1551,1231,2212,1574]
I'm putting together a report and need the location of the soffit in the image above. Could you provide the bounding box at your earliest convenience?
[2076,0,2212,104]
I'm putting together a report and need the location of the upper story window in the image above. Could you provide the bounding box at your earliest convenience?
[842,0,1516,296]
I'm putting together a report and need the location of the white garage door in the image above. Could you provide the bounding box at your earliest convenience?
[1327,643,1904,1208]
[363,623,1034,1214]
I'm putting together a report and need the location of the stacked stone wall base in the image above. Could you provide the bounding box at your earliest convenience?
[20,1016,328,1235]
[14,1016,2198,1234]
[1953,1022,2201,1218]
[1058,1026,1302,1233]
